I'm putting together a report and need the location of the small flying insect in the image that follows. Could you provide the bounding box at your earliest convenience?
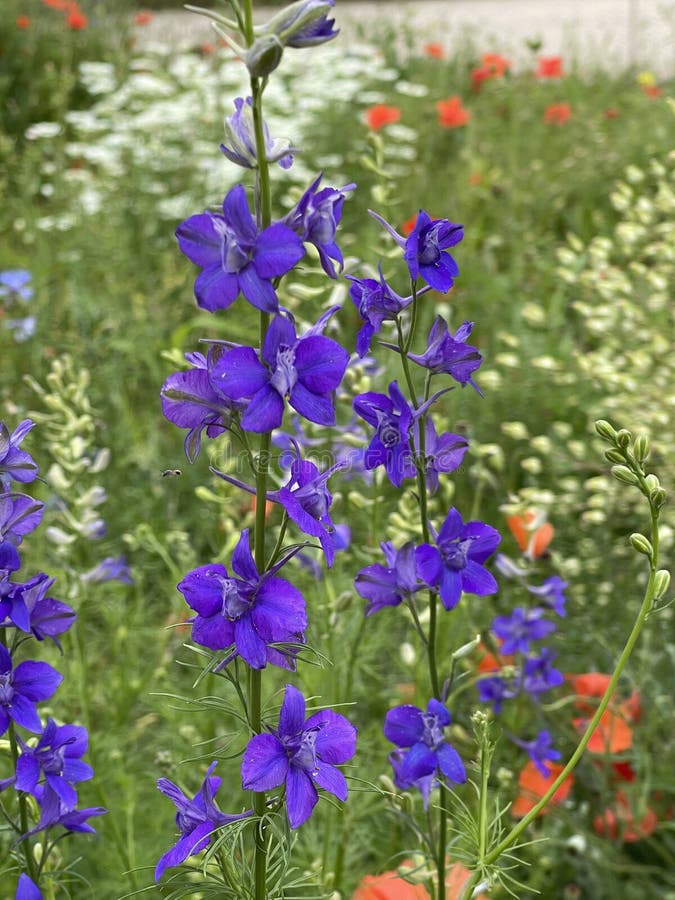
[161,469,182,478]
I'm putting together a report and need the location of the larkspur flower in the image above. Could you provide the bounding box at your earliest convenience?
[15,719,93,809]
[522,648,564,697]
[414,417,469,494]
[355,541,422,616]
[80,556,134,586]
[384,699,466,809]
[347,266,414,356]
[266,0,338,48]
[283,174,355,278]
[178,529,307,670]
[491,607,556,655]
[353,381,415,487]
[416,507,501,610]
[161,350,244,462]
[527,575,568,616]
[477,674,517,713]
[0,420,38,487]
[241,683,356,828]
[155,762,251,881]
[210,310,349,433]
[221,97,294,170]
[407,317,483,393]
[0,270,33,303]
[0,493,44,571]
[0,644,63,736]
[21,783,105,839]
[512,729,561,777]
[16,874,42,900]
[176,184,304,314]
[0,572,75,646]
[5,316,36,342]
[370,209,464,292]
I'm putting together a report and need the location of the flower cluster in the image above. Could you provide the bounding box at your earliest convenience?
[0,420,105,897]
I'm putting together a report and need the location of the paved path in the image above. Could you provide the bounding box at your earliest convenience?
[135,0,675,75]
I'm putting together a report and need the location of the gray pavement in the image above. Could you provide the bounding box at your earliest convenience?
[134,0,675,76]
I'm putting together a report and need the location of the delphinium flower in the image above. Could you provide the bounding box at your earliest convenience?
[415,507,501,610]
[177,529,307,670]
[21,784,106,839]
[160,350,245,461]
[221,96,295,170]
[0,420,39,487]
[283,174,355,278]
[155,762,252,881]
[355,541,423,616]
[241,683,357,828]
[527,575,568,616]
[476,674,518,714]
[0,644,63,736]
[511,729,561,777]
[522,648,564,696]
[384,699,466,809]
[414,417,468,494]
[370,209,464,292]
[264,0,338,48]
[0,572,75,646]
[176,184,304,313]
[16,873,42,900]
[491,607,556,655]
[347,266,414,356]
[14,719,93,808]
[210,310,349,433]
[80,556,134,586]
[0,270,33,303]
[407,316,483,393]
[353,381,416,487]
[0,493,45,570]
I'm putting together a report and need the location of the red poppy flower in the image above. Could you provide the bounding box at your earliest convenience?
[424,42,445,59]
[604,107,620,119]
[476,642,514,673]
[642,84,662,98]
[134,11,154,25]
[593,791,658,842]
[537,56,564,78]
[482,53,510,77]
[66,6,87,29]
[544,103,571,124]
[468,172,483,186]
[506,511,554,558]
[401,214,418,237]
[436,96,470,128]
[574,709,633,754]
[42,0,72,8]
[511,761,573,818]
[471,66,493,92]
[366,104,402,131]
[16,15,31,28]
[352,862,490,899]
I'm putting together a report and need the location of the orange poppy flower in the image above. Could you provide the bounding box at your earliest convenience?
[352,870,428,899]
[16,15,31,27]
[470,66,493,92]
[134,10,154,25]
[544,103,571,124]
[401,214,418,237]
[476,642,514,673]
[506,511,554,559]
[536,56,564,78]
[642,84,662,98]
[42,0,72,8]
[66,6,87,29]
[436,96,470,128]
[482,53,510,77]
[604,107,620,119]
[593,791,658,842]
[511,761,573,818]
[366,105,402,132]
[569,673,640,721]
[424,42,445,59]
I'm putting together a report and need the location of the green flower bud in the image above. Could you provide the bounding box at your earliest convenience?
[630,533,653,556]
[650,487,667,509]
[595,419,617,442]
[644,474,660,492]
[604,448,625,464]
[633,434,650,462]
[653,569,670,599]
[616,429,632,448]
[246,34,284,78]
[452,634,481,661]
[611,465,638,485]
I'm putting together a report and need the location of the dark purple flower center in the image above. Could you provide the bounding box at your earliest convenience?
[177,806,203,834]
[421,713,444,750]
[419,225,442,265]
[376,413,402,448]
[41,746,66,774]
[290,727,320,774]
[270,345,298,397]
[0,673,14,705]
[221,578,251,620]
[214,219,253,273]
[294,481,330,519]
[308,202,336,244]
[439,537,471,570]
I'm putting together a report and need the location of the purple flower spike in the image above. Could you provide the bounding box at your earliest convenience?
[16,873,42,900]
[512,730,561,778]
[408,317,483,394]
[211,311,349,433]
[0,420,38,487]
[155,762,251,881]
[176,184,304,314]
[369,209,464,292]
[491,607,556,655]
[415,507,501,610]
[355,541,422,616]
[15,719,93,810]
[527,575,569,617]
[347,267,413,357]
[415,418,469,495]
[0,572,75,647]
[0,644,63,736]
[221,97,294,171]
[241,684,356,828]
[353,381,416,487]
[178,529,307,670]
[284,174,355,278]
[384,699,466,810]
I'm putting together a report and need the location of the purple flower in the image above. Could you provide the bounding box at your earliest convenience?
[0,420,38,487]
[178,529,307,670]
[408,317,483,393]
[283,174,355,278]
[370,209,464,292]
[0,493,45,571]
[384,699,466,809]
[241,683,356,828]
[15,719,93,809]
[155,762,251,881]
[512,730,561,778]
[21,783,105,839]
[491,607,556,655]
[527,575,568,617]
[415,417,468,494]
[353,381,416,487]
[221,97,294,170]
[477,675,517,714]
[0,572,75,646]
[347,267,413,356]
[416,507,501,610]
[355,541,422,616]
[0,644,63,736]
[522,648,564,697]
[5,316,36,343]
[176,184,304,313]
[210,311,349,433]
[16,874,42,900]
[81,556,134,586]
[268,0,338,48]
[0,270,33,303]
[161,350,244,462]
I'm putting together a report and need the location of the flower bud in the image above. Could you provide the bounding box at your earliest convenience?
[632,434,650,462]
[604,448,625,464]
[452,634,481,661]
[644,474,660,492]
[653,569,670,599]
[616,428,632,448]
[377,774,396,794]
[245,34,284,78]
[650,487,667,509]
[630,533,652,556]
[595,419,617,442]
[611,465,638,485]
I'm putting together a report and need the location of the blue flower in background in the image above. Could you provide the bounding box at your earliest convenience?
[0,270,33,303]
[355,541,422,616]
[221,97,294,170]
[491,607,556,655]
[512,729,561,777]
[527,575,569,616]
[0,644,63,736]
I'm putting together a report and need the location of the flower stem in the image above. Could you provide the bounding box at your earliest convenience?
[8,723,38,884]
